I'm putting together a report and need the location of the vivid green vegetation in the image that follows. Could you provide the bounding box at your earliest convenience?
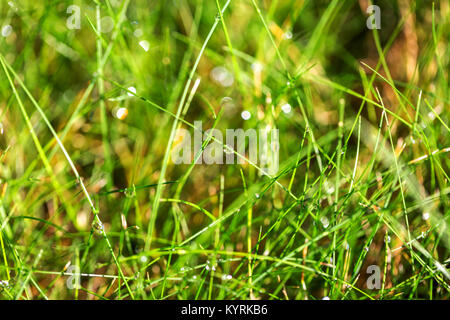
[0,0,449,300]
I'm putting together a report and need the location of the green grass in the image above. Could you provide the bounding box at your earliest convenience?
[0,0,449,300]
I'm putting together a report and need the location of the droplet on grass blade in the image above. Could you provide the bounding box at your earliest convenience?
[281,103,292,114]
[134,28,143,37]
[127,86,137,96]
[222,274,232,280]
[210,66,234,87]
[0,280,10,289]
[121,214,127,229]
[139,40,150,52]
[241,111,251,120]
[93,220,104,234]
[1,25,12,37]
[224,144,234,154]
[115,107,128,120]
[320,217,329,228]
[283,31,293,39]
[100,16,114,33]
[251,62,263,72]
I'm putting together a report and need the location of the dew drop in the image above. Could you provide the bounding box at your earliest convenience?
[224,144,234,154]
[281,103,292,114]
[320,216,329,228]
[115,107,128,120]
[127,86,137,96]
[283,31,293,39]
[100,16,114,33]
[139,40,150,52]
[251,62,263,72]
[133,28,143,37]
[1,25,12,37]
[210,66,234,87]
[241,111,251,120]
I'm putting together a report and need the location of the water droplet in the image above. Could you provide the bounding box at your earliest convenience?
[251,62,263,72]
[0,123,3,135]
[1,25,12,37]
[281,103,292,114]
[222,274,233,280]
[121,214,127,229]
[322,296,330,300]
[133,28,143,37]
[93,221,104,234]
[127,86,137,96]
[100,16,114,33]
[139,256,148,264]
[139,40,150,52]
[283,31,293,39]
[224,144,234,154]
[221,97,234,108]
[114,107,128,120]
[364,246,369,252]
[123,186,135,197]
[255,193,260,199]
[241,111,251,120]
[320,217,329,228]
[210,66,234,87]
[422,212,430,220]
